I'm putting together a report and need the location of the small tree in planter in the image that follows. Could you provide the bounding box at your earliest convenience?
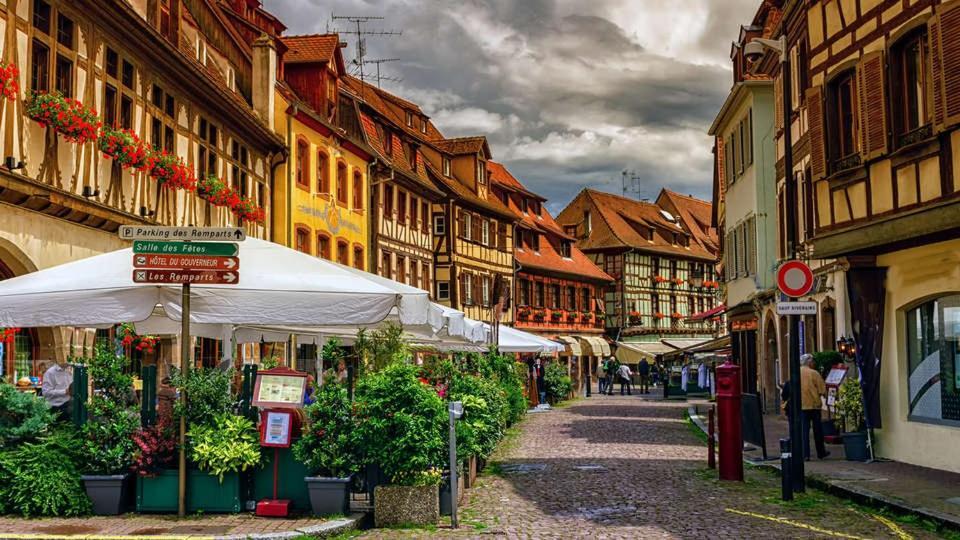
[836,376,869,461]
[352,363,446,527]
[292,383,358,515]
[543,361,573,404]
[78,346,139,515]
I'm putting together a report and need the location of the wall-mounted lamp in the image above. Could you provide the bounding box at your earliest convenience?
[82,186,100,198]
[836,336,856,359]
[4,156,25,170]
[139,206,155,218]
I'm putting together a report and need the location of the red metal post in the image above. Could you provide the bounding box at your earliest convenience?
[715,361,743,481]
[708,405,716,469]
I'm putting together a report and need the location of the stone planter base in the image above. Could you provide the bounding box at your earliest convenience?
[305,476,351,516]
[374,484,439,528]
[82,474,129,515]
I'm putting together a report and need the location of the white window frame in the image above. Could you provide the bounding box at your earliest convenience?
[434,214,446,235]
[437,281,450,300]
[443,157,451,177]
[481,220,490,245]
[482,276,490,305]
[464,276,473,304]
[464,213,473,241]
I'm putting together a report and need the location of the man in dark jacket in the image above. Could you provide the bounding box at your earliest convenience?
[637,359,651,394]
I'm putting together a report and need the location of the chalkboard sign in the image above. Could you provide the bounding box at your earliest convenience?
[741,393,768,460]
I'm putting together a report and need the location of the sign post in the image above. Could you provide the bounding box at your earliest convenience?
[448,401,464,529]
[776,260,814,496]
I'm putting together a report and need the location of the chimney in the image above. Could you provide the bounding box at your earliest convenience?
[252,34,276,128]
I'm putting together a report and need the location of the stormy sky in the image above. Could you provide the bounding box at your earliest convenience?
[264,0,759,213]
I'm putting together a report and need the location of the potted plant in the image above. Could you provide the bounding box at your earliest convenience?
[187,412,261,512]
[628,311,642,325]
[78,346,139,515]
[836,376,869,461]
[293,383,358,516]
[813,351,844,436]
[131,420,178,512]
[25,91,101,143]
[352,363,446,527]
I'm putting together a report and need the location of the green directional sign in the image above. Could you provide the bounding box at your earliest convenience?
[132,241,238,257]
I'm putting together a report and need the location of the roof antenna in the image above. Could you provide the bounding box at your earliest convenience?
[331,14,402,97]
[621,169,652,201]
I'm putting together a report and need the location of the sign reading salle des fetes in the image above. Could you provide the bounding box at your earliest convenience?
[122,226,241,285]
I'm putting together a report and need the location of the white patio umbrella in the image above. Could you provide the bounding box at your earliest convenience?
[0,238,432,328]
[493,324,564,354]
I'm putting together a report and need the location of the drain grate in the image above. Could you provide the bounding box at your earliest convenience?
[499,463,547,474]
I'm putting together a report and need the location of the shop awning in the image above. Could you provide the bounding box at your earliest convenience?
[615,341,674,363]
[662,335,731,361]
[556,336,582,356]
[688,303,726,321]
[579,335,610,357]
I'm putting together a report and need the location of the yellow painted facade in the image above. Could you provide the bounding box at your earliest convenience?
[271,90,370,270]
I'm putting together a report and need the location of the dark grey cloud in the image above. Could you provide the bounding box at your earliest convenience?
[264,0,759,213]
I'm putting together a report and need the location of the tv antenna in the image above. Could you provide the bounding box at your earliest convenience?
[362,58,402,87]
[622,169,653,201]
[331,14,402,97]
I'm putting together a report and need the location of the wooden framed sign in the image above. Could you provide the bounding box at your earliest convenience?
[252,368,307,409]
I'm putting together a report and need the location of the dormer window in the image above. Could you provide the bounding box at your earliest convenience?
[560,241,572,258]
[476,161,486,185]
[520,198,528,214]
[409,146,417,170]
[405,111,413,127]
[420,117,428,134]
[442,157,451,177]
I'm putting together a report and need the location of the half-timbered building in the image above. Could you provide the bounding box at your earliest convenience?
[0,0,285,379]
[762,0,960,473]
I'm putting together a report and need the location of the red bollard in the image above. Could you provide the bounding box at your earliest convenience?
[707,406,716,469]
[716,361,743,481]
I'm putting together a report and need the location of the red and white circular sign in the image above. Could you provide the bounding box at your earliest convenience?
[777,260,814,298]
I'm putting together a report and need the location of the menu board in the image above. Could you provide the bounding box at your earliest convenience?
[253,373,306,408]
[262,411,292,447]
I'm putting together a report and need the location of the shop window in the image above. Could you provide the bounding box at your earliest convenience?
[353,170,363,210]
[906,296,960,424]
[891,28,932,146]
[353,246,364,270]
[337,240,349,266]
[336,162,348,204]
[317,234,331,260]
[295,227,310,254]
[296,139,309,188]
[317,151,330,193]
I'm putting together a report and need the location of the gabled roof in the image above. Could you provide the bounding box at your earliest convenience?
[561,189,716,261]
[355,109,444,198]
[487,162,544,201]
[424,161,516,221]
[657,189,719,254]
[434,136,490,158]
[282,34,339,63]
[340,76,446,143]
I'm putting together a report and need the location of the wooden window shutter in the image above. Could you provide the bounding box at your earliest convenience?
[748,217,757,276]
[457,210,466,238]
[498,223,507,250]
[856,51,888,160]
[774,73,784,131]
[806,86,827,179]
[931,5,960,130]
[473,275,481,304]
[459,272,467,304]
[716,137,726,188]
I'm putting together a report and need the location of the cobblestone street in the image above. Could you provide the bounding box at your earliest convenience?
[362,394,940,539]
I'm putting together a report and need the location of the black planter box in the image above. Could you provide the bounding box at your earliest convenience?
[82,474,129,515]
[304,476,351,516]
[842,431,869,461]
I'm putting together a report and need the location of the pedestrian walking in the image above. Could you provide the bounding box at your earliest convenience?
[617,362,633,395]
[637,358,650,394]
[605,357,619,395]
[800,354,830,460]
[599,358,609,394]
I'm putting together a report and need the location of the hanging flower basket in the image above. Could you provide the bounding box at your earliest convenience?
[145,152,196,192]
[197,175,239,207]
[232,196,265,224]
[1,327,18,345]
[671,312,683,319]
[118,323,157,354]
[673,278,685,286]
[654,312,666,320]
[98,127,149,170]
[653,275,668,284]
[0,62,19,101]
[26,92,101,144]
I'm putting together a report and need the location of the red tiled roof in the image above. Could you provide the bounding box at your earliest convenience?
[657,189,719,254]
[424,161,516,220]
[487,162,544,201]
[282,34,340,64]
[340,76,447,143]
[434,136,488,156]
[356,110,443,198]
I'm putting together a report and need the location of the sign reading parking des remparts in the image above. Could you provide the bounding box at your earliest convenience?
[119,225,245,242]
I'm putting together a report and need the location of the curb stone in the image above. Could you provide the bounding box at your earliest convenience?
[215,512,364,540]
[686,405,960,533]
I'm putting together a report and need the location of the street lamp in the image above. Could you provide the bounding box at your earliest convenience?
[837,336,856,359]
[747,34,805,496]
[690,267,704,289]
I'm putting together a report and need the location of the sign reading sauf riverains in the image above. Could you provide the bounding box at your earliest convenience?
[122,227,240,285]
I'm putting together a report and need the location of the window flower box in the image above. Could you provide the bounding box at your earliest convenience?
[26,92,101,144]
[0,62,19,101]
[654,312,666,320]
[566,313,578,322]
[550,310,563,321]
[653,275,668,284]
[98,126,149,170]
[145,151,197,192]
[533,311,546,322]
[671,312,683,319]
[673,278,685,286]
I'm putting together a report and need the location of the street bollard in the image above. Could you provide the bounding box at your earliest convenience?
[780,438,793,501]
[708,406,716,469]
[715,361,743,481]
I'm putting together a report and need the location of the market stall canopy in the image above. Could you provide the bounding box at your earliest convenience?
[0,238,433,328]
[661,335,731,361]
[578,335,611,357]
[494,324,564,354]
[556,336,582,356]
[615,341,674,363]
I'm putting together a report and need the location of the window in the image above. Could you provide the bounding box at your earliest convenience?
[317,152,330,193]
[481,220,490,245]
[828,70,859,164]
[535,281,545,307]
[421,202,429,231]
[413,261,420,288]
[482,276,490,306]
[381,251,392,279]
[317,234,331,260]
[103,84,117,127]
[906,296,960,424]
[353,170,363,210]
[551,284,561,309]
[420,117,428,134]
[158,0,174,40]
[384,130,393,156]
[336,162,348,204]
[581,288,590,311]
[437,281,450,300]
[520,198,528,214]
[33,0,51,33]
[434,214,446,235]
[532,232,540,252]
[150,85,175,152]
[422,262,431,293]
[54,53,71,96]
[405,111,413,127]
[560,241,572,258]
[567,286,576,310]
[410,197,419,231]
[398,190,408,224]
[442,157,451,177]
[397,256,406,284]
[498,222,507,250]
[409,145,417,170]
[337,240,349,266]
[463,274,473,305]
[30,40,49,93]
[384,184,394,217]
[56,13,73,47]
[121,60,134,89]
[477,161,486,185]
[230,141,250,197]
[353,246,364,270]
[463,213,472,241]
[892,28,931,142]
[519,279,531,305]
[198,118,218,179]
[295,227,310,254]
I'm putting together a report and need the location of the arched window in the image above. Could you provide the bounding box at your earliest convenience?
[905,295,960,424]
[337,239,349,265]
[296,138,309,189]
[352,169,363,210]
[317,151,330,194]
[317,233,331,260]
[353,245,364,270]
[295,226,310,254]
[336,161,348,205]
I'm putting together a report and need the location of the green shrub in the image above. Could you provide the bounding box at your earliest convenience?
[188,413,261,482]
[171,367,234,425]
[813,351,844,377]
[0,429,91,516]
[351,363,446,485]
[448,373,507,459]
[354,323,409,373]
[0,381,55,445]
[543,361,572,403]
[836,377,865,433]
[85,345,134,403]
[79,346,139,475]
[293,383,357,478]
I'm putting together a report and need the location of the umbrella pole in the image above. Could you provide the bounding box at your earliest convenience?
[178,283,191,518]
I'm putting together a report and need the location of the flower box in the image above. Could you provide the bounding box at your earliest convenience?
[654,312,666,320]
[98,127,149,170]
[566,313,578,322]
[145,152,196,192]
[135,469,241,513]
[26,92,101,144]
[550,311,563,321]
[0,62,18,101]
[671,312,683,319]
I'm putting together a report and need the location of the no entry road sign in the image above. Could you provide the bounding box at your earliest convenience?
[132,241,238,257]
[132,269,239,285]
[133,254,239,271]
[777,260,814,298]
[120,226,245,242]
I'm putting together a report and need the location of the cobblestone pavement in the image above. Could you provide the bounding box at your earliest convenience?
[361,394,940,539]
